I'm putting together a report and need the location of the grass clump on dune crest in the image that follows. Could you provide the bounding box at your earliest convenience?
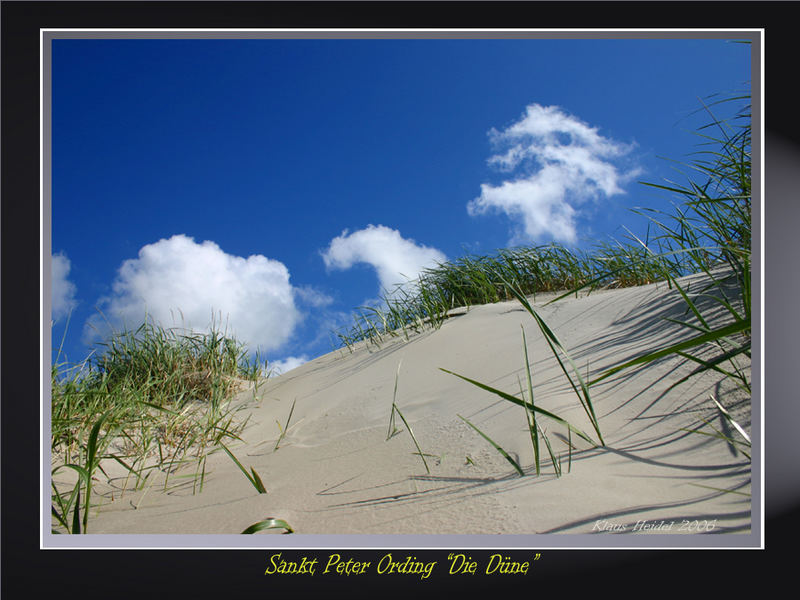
[50,318,268,533]
[333,242,667,353]
[334,89,750,379]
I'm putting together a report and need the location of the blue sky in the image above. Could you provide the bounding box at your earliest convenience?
[49,36,751,373]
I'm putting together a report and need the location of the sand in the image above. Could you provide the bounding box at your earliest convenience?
[52,272,752,543]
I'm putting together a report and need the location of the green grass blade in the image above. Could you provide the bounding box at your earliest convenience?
[537,422,561,477]
[274,398,296,451]
[499,277,603,444]
[51,505,70,532]
[219,442,267,493]
[665,347,751,395]
[589,319,750,386]
[250,467,268,494]
[440,368,598,447]
[680,424,751,459]
[242,518,294,534]
[387,360,403,440]
[71,483,82,534]
[137,400,181,416]
[393,404,429,474]
[520,329,540,475]
[458,414,524,477]
[709,395,751,444]
[80,411,112,533]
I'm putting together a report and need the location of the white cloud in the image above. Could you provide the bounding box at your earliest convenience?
[321,225,447,294]
[84,234,301,353]
[269,355,309,375]
[468,103,639,244]
[293,285,334,308]
[51,253,78,322]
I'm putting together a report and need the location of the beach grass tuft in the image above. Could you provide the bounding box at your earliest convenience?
[51,411,114,533]
[50,318,267,532]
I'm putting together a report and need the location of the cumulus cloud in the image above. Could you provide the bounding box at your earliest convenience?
[84,234,301,353]
[468,103,639,244]
[321,225,447,294]
[269,355,309,375]
[51,252,78,322]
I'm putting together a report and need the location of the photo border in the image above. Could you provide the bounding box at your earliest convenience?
[40,26,764,551]
[9,2,799,594]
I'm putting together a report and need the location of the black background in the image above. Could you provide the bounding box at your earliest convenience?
[3,2,795,595]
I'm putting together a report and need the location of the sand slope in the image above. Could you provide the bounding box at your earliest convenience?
[79,273,752,540]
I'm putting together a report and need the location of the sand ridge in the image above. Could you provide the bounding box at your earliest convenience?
[73,273,752,539]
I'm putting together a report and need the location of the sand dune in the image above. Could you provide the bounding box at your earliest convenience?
[75,272,752,542]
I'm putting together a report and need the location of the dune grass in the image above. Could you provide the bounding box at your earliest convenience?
[685,395,751,461]
[273,398,297,452]
[333,92,750,376]
[50,318,268,533]
[333,242,667,353]
[386,360,430,474]
[51,411,114,533]
[342,91,751,477]
[51,90,750,529]
[443,321,598,477]
[219,442,268,493]
[587,94,751,396]
[457,414,525,477]
[241,518,294,534]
